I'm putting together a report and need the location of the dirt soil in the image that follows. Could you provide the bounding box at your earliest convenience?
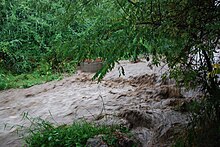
[0,60,197,147]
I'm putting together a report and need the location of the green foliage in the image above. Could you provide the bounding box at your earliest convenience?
[0,61,65,90]
[0,71,62,90]
[1,0,219,88]
[0,0,79,89]
[59,0,219,89]
[0,72,8,90]
[0,0,78,74]
[23,116,135,147]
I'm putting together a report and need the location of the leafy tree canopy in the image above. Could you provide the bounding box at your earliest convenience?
[61,0,219,92]
[1,0,219,92]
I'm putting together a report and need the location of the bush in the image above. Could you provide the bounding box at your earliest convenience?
[0,0,77,74]
[23,117,136,147]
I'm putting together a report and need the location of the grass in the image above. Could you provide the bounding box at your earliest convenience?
[0,60,77,90]
[0,71,63,90]
[22,116,137,147]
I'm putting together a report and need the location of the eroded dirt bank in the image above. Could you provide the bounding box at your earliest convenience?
[0,61,198,146]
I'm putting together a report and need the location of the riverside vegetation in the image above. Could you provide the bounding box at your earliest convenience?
[0,0,220,146]
[21,114,138,147]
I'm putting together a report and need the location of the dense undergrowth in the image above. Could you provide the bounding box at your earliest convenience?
[0,0,82,90]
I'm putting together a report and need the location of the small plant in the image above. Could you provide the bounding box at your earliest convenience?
[22,115,137,147]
